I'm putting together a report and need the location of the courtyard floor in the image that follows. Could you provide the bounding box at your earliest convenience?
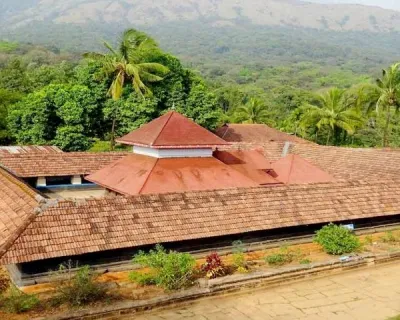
[128,262,400,320]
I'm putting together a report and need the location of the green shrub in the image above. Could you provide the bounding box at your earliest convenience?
[314,224,361,255]
[129,272,157,286]
[232,240,246,269]
[132,245,196,290]
[300,258,312,265]
[265,251,294,266]
[0,285,39,313]
[54,265,107,306]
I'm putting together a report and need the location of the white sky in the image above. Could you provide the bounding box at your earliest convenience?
[306,0,400,11]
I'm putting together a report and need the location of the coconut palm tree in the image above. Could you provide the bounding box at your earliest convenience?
[363,63,400,147]
[84,29,169,149]
[300,88,363,145]
[233,98,271,124]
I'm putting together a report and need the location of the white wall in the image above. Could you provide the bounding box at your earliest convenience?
[133,146,213,158]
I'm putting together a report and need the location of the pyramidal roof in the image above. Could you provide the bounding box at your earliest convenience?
[116,111,229,149]
[271,154,335,184]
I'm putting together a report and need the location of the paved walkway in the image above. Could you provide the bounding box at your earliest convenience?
[129,263,400,320]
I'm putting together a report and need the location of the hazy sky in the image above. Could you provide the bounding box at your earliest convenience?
[307,0,400,11]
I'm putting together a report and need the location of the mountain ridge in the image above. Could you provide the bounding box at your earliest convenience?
[2,0,400,32]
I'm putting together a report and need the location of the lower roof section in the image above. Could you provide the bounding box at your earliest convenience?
[86,153,259,195]
[2,179,400,265]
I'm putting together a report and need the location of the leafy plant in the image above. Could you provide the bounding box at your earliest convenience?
[300,258,312,265]
[232,240,247,269]
[53,265,107,306]
[0,285,39,313]
[129,271,156,286]
[202,252,226,279]
[265,251,294,266]
[132,245,196,290]
[314,224,361,255]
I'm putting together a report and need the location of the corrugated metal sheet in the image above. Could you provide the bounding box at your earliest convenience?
[271,154,335,184]
[87,153,259,195]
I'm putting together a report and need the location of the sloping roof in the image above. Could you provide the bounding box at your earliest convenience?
[117,111,229,148]
[0,167,39,257]
[0,146,62,155]
[271,154,335,184]
[213,149,280,185]
[215,124,312,144]
[0,152,127,178]
[3,180,400,264]
[214,149,272,170]
[86,154,259,195]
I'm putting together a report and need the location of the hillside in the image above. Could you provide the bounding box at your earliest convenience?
[1,0,400,32]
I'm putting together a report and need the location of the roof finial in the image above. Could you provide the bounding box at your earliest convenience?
[171,102,176,111]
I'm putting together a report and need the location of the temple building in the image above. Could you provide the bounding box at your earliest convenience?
[0,111,399,286]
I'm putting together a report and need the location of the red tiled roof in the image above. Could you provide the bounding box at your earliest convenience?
[0,152,128,178]
[0,167,39,257]
[86,154,259,195]
[117,111,229,148]
[0,146,62,155]
[271,154,335,184]
[216,124,312,144]
[3,180,400,264]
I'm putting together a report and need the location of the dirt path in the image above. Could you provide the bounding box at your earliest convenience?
[127,262,400,320]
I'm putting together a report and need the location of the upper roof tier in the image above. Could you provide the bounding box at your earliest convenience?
[116,111,229,149]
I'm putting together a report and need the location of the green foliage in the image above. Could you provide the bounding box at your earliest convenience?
[0,41,18,53]
[128,271,157,286]
[265,251,294,266]
[299,258,312,265]
[314,224,361,255]
[132,245,196,291]
[299,88,363,145]
[0,285,39,314]
[8,84,99,151]
[232,240,247,269]
[54,265,107,307]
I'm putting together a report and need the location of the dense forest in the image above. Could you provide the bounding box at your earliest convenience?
[0,26,400,151]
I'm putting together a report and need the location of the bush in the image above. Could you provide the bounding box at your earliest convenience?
[129,271,156,286]
[202,253,226,279]
[314,224,361,255]
[0,285,39,313]
[265,251,294,266]
[54,265,107,306]
[132,245,196,290]
[232,240,247,269]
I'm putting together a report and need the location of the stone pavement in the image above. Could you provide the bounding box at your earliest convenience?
[129,263,400,320]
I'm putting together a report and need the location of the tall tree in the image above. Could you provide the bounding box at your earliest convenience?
[84,29,169,149]
[300,88,362,145]
[364,63,400,147]
[233,98,271,124]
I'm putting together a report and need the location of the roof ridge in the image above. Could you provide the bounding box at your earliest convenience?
[0,165,40,199]
[152,111,174,147]
[138,158,159,194]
